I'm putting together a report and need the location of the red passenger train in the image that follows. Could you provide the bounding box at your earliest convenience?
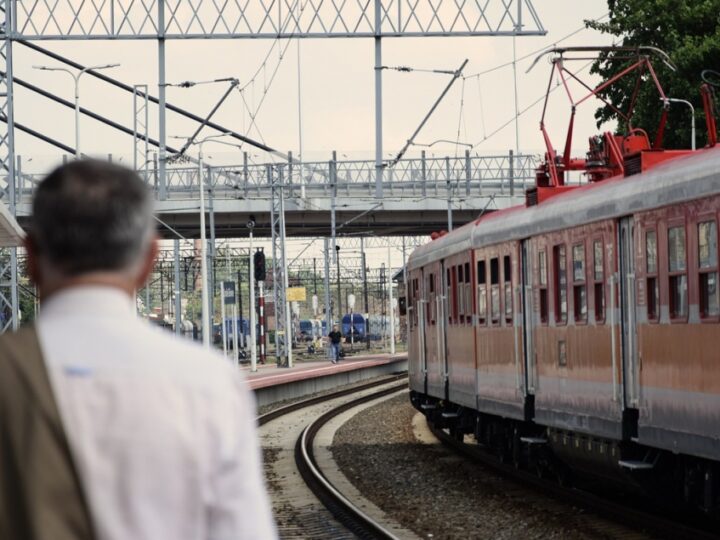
[407,48,720,515]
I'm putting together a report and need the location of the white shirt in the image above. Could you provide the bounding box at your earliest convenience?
[36,286,277,540]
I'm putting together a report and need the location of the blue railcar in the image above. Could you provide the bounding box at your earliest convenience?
[341,313,366,341]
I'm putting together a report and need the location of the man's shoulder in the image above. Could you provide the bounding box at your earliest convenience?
[134,324,240,385]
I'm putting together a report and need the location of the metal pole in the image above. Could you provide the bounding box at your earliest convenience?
[297,39,305,199]
[330,151,337,259]
[6,31,18,329]
[336,247,342,326]
[237,267,244,349]
[259,281,266,364]
[512,34,520,158]
[208,171,216,333]
[74,72,80,157]
[232,302,238,362]
[388,246,395,355]
[313,258,318,295]
[174,238,181,335]
[665,98,696,151]
[279,174,293,368]
[249,236,257,371]
[221,280,228,357]
[446,157,453,231]
[324,238,332,334]
[157,0,167,199]
[361,237,370,350]
[198,148,210,348]
[374,0,383,198]
[389,59,469,166]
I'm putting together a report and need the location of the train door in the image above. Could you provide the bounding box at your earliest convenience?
[618,217,640,409]
[521,240,536,395]
[418,268,428,395]
[439,260,449,400]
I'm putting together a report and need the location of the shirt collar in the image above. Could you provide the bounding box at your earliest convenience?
[39,286,136,320]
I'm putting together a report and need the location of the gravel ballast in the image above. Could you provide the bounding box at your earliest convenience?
[332,393,654,540]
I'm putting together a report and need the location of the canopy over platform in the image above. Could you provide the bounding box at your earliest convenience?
[0,202,24,247]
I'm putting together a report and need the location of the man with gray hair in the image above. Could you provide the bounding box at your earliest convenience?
[0,160,276,539]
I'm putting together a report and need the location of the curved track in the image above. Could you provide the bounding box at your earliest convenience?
[258,374,406,539]
[428,423,720,540]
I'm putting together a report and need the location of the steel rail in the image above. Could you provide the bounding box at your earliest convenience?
[296,383,407,540]
[428,423,720,540]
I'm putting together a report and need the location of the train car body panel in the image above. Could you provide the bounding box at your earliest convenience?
[634,198,720,460]
[445,251,476,409]
[474,242,527,420]
[531,220,624,439]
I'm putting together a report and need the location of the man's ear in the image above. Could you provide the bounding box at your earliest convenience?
[135,236,159,290]
[24,234,42,286]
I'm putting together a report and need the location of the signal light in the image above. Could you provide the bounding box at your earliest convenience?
[254,250,266,281]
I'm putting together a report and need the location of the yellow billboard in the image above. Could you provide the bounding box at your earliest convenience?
[286,287,307,302]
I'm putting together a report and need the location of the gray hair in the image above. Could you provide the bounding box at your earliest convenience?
[31,159,155,276]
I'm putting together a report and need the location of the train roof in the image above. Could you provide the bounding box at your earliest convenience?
[408,146,720,270]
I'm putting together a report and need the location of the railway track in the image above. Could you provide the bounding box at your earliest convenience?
[258,374,407,539]
[429,423,720,540]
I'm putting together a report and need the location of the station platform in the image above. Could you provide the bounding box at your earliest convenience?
[244,352,408,407]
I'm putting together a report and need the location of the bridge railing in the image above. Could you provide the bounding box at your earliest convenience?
[6,152,539,205]
[152,151,539,200]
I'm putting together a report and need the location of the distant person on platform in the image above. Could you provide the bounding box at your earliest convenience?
[0,160,277,540]
[328,324,342,363]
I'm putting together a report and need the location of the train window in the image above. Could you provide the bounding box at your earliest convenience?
[593,240,605,323]
[458,265,465,323]
[411,278,419,328]
[446,268,452,324]
[573,244,587,323]
[477,260,487,325]
[465,262,472,325]
[452,266,459,324]
[646,230,658,274]
[553,245,568,324]
[426,274,433,325]
[539,250,548,324]
[503,255,513,324]
[698,221,719,318]
[668,226,688,319]
[593,241,603,281]
[490,257,500,323]
[645,230,659,322]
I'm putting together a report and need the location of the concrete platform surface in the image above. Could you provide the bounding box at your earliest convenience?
[244,353,407,390]
[244,352,408,407]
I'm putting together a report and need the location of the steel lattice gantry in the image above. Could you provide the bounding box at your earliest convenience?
[10,0,544,39]
[269,164,291,366]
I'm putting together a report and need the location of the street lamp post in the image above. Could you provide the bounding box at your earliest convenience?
[33,63,120,157]
[665,98,696,150]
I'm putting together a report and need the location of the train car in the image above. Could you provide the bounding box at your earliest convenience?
[341,313,366,341]
[408,47,720,514]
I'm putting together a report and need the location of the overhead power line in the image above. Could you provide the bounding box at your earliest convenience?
[463,12,609,80]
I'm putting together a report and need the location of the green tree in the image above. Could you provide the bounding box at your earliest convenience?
[586,0,720,149]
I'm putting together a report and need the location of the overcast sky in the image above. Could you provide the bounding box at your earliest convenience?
[14,1,614,173]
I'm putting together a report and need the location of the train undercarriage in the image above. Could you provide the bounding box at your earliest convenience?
[410,390,720,520]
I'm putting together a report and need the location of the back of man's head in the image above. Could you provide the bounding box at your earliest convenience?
[31,159,154,277]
